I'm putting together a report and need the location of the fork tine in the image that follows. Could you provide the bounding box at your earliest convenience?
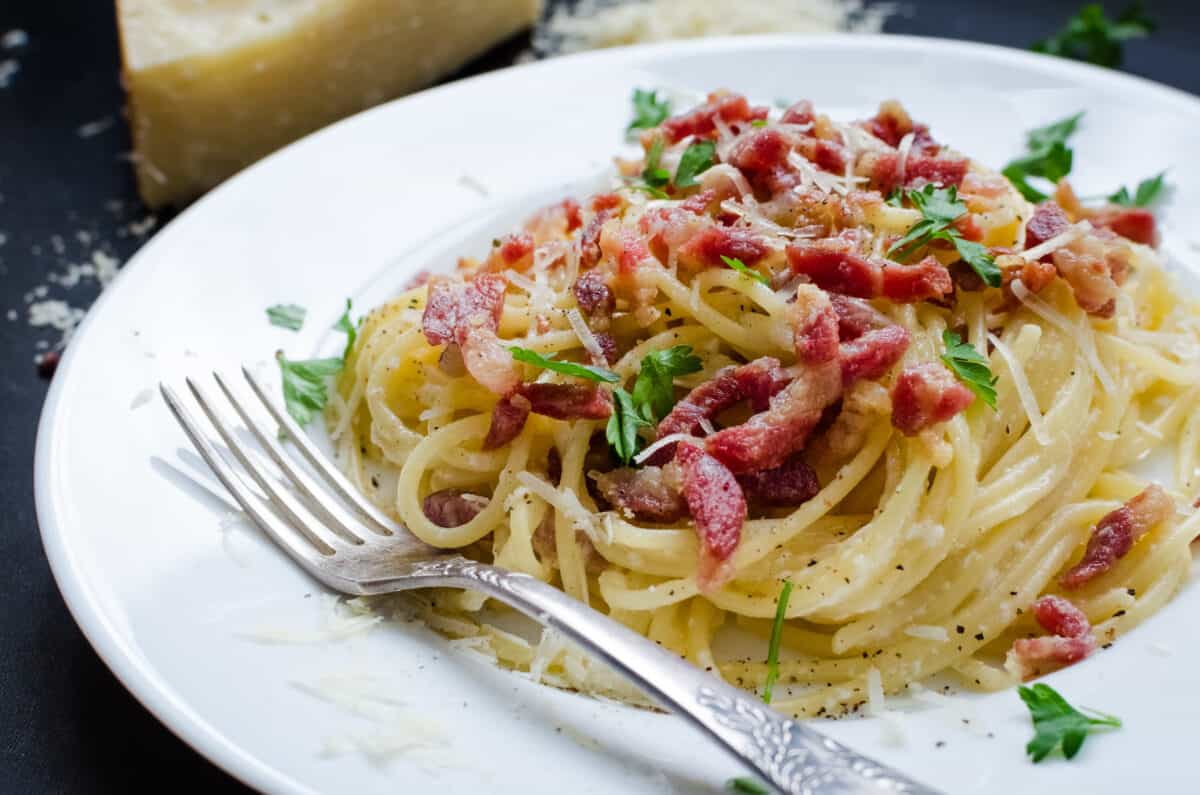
[183,377,347,555]
[241,365,399,536]
[159,384,335,571]
[213,370,376,543]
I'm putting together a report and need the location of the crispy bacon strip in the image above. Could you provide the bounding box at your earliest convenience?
[656,357,787,440]
[786,242,951,303]
[660,92,768,144]
[422,489,489,528]
[677,225,772,271]
[675,441,747,590]
[483,232,535,272]
[860,150,968,195]
[839,325,910,385]
[519,383,613,420]
[1024,201,1071,255]
[594,466,685,523]
[1007,595,1097,681]
[1088,207,1157,246]
[789,284,840,364]
[728,127,796,194]
[1051,234,1129,318]
[890,363,975,435]
[573,270,615,331]
[1060,485,1174,589]
[736,455,820,506]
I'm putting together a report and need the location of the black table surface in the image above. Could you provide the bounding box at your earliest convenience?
[1,1,1196,791]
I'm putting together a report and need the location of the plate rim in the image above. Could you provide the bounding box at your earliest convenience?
[33,32,1200,795]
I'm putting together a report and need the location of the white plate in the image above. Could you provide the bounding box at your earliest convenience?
[35,35,1200,794]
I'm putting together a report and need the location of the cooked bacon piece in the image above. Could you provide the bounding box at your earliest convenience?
[1051,233,1131,318]
[705,360,843,474]
[605,228,652,276]
[890,363,974,435]
[483,394,531,449]
[839,325,910,385]
[579,202,620,270]
[861,100,916,148]
[483,232,535,272]
[882,258,953,303]
[678,225,772,271]
[591,192,623,213]
[1007,595,1097,680]
[1060,484,1174,589]
[728,127,795,193]
[423,275,521,395]
[593,332,619,365]
[674,441,747,589]
[794,136,848,175]
[1024,201,1071,255]
[997,254,1058,295]
[524,198,582,243]
[1089,207,1157,246]
[830,294,891,338]
[660,92,768,144]
[518,383,613,420]
[657,357,787,442]
[422,274,506,346]
[862,151,968,195]
[573,270,615,331]
[787,240,882,298]
[679,187,718,215]
[789,284,839,364]
[780,100,815,126]
[736,454,820,506]
[422,489,489,528]
[785,242,951,303]
[953,214,984,242]
[594,466,686,523]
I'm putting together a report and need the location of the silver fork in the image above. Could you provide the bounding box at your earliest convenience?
[161,368,941,795]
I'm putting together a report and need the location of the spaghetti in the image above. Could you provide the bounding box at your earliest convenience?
[328,92,1198,717]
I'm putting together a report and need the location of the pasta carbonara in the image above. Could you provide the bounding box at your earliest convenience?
[329,92,1199,717]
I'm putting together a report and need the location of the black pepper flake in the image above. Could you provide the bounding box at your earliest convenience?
[1101,642,1113,649]
[1127,588,1137,597]
[807,559,817,567]
[935,741,946,748]
[974,632,985,641]
[956,625,965,634]
[1113,609,1126,617]
[895,564,905,571]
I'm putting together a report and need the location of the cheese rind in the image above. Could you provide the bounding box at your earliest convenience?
[118,0,542,207]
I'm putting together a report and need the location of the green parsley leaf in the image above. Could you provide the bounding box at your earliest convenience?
[627,88,670,135]
[761,580,794,704]
[726,777,770,794]
[334,299,359,361]
[885,187,905,207]
[607,387,651,465]
[720,255,770,287]
[1108,171,1166,207]
[267,303,306,331]
[749,119,769,128]
[887,185,1001,288]
[630,345,703,424]
[1002,112,1084,202]
[509,347,621,384]
[1031,2,1154,69]
[277,353,343,427]
[674,140,716,188]
[1018,683,1121,762]
[641,136,671,189]
[940,330,998,410]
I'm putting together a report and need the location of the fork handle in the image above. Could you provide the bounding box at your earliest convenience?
[382,556,940,795]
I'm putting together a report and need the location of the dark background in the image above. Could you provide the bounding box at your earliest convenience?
[1,1,1195,791]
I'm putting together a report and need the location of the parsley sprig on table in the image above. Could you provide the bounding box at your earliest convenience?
[888,185,1000,287]
[941,330,998,410]
[1032,2,1154,69]
[605,345,703,464]
[266,303,306,331]
[1018,683,1122,762]
[1002,112,1083,203]
[761,580,794,704]
[726,777,770,794]
[627,88,670,136]
[276,299,359,427]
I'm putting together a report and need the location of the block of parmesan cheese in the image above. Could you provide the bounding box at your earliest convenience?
[118,0,542,207]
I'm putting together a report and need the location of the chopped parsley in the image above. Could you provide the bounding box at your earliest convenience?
[885,187,905,207]
[1032,2,1154,69]
[630,345,703,423]
[1108,171,1166,207]
[509,347,621,384]
[888,184,1000,287]
[761,580,794,704]
[267,303,306,331]
[277,299,360,426]
[720,255,770,287]
[606,387,650,465]
[1002,112,1083,202]
[627,88,670,135]
[749,119,769,128]
[674,140,717,188]
[277,354,343,427]
[726,777,770,794]
[941,330,998,410]
[1018,683,1121,762]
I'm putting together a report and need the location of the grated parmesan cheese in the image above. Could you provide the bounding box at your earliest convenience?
[1011,279,1116,392]
[903,625,949,642]
[1020,222,1087,262]
[567,307,605,360]
[633,432,696,464]
[988,329,1051,446]
[515,471,606,543]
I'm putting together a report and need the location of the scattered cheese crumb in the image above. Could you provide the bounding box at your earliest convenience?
[1,29,28,50]
[0,59,18,89]
[77,116,116,138]
[457,174,490,197]
[129,388,154,410]
[1147,642,1173,657]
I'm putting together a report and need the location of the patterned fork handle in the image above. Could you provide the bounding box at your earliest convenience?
[374,556,942,795]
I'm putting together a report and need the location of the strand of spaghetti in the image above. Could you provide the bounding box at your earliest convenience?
[1098,333,1200,385]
